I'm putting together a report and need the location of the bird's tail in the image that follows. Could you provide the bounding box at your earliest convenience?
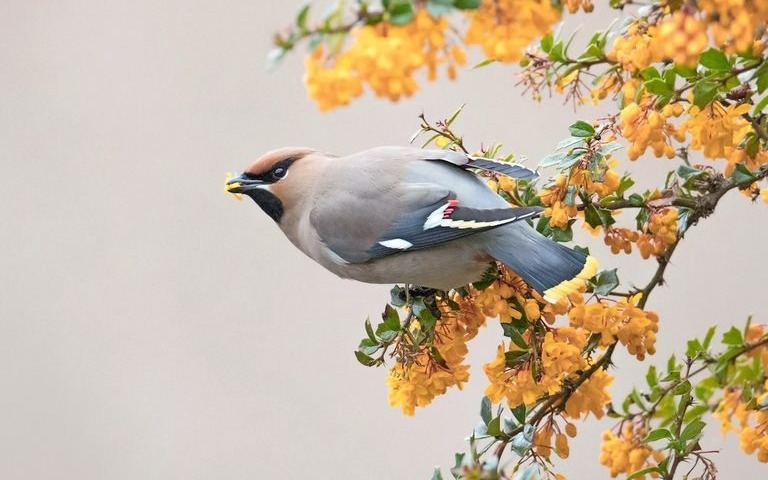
[485,224,598,303]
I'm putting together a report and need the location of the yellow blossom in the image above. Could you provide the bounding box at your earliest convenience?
[600,422,665,478]
[465,0,560,63]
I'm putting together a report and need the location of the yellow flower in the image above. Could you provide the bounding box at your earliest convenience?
[600,422,665,478]
[564,368,613,419]
[303,9,462,110]
[387,294,486,415]
[680,102,752,160]
[465,0,560,63]
[656,11,709,67]
[619,101,678,161]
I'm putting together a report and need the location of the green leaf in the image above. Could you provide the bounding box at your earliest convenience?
[723,326,744,345]
[445,103,465,127]
[504,325,529,349]
[511,404,526,424]
[426,0,453,16]
[364,318,376,342]
[487,416,502,437]
[640,66,661,80]
[692,79,719,107]
[756,64,768,94]
[699,48,730,72]
[480,396,492,425]
[569,120,596,137]
[702,326,717,350]
[431,468,444,480]
[731,163,757,185]
[585,204,616,228]
[412,298,436,330]
[644,428,673,442]
[629,193,645,207]
[390,285,406,307]
[549,41,566,62]
[672,380,692,395]
[593,268,620,295]
[358,338,380,355]
[383,304,400,330]
[680,419,706,441]
[540,34,553,53]
[646,365,658,388]
[686,339,703,358]
[295,3,311,31]
[354,350,377,366]
[453,0,481,8]
[387,0,415,25]
[505,350,529,368]
[550,223,574,243]
[617,175,635,197]
[644,78,674,97]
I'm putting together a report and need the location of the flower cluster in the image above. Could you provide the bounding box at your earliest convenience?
[600,422,665,479]
[484,326,588,408]
[637,208,678,259]
[656,10,709,67]
[698,0,768,54]
[608,21,659,73]
[304,9,465,110]
[534,418,577,460]
[715,384,768,462]
[387,295,486,415]
[619,101,681,161]
[569,295,659,360]
[679,102,752,161]
[465,0,560,63]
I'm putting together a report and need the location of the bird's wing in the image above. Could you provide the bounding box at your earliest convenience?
[415,148,539,180]
[310,182,542,263]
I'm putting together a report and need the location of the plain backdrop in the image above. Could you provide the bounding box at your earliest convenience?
[1,1,766,479]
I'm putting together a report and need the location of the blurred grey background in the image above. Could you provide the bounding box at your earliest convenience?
[1,1,766,479]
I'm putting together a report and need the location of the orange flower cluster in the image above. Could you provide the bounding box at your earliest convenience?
[564,368,614,418]
[656,10,709,67]
[600,422,665,479]
[569,295,659,360]
[637,208,678,259]
[539,165,621,231]
[465,0,560,63]
[484,326,588,407]
[604,227,640,255]
[563,0,594,14]
[387,295,486,415]
[715,385,768,463]
[534,418,577,460]
[679,102,752,160]
[698,0,768,54]
[304,10,466,111]
[608,22,660,73]
[619,102,682,161]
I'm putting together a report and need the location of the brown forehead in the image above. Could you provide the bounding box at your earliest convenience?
[245,147,315,174]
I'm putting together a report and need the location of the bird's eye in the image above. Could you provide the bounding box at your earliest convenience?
[273,166,287,179]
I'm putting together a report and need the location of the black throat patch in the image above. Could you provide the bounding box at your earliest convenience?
[246,189,284,223]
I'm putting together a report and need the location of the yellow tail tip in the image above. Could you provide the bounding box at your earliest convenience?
[542,255,599,304]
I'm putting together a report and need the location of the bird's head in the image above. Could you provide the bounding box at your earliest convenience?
[225,147,318,223]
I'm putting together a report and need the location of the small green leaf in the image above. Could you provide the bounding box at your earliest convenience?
[295,3,311,31]
[585,204,616,228]
[640,66,661,80]
[426,0,453,17]
[354,350,377,366]
[431,468,444,480]
[646,365,658,388]
[680,419,706,441]
[445,103,465,127]
[358,338,380,355]
[593,268,620,295]
[480,396,492,425]
[644,428,673,442]
[693,79,719,107]
[686,339,703,358]
[702,326,717,350]
[628,193,645,207]
[511,404,526,424]
[487,416,502,436]
[471,58,497,69]
[672,380,692,395]
[569,120,596,137]
[723,326,744,345]
[731,163,757,185]
[453,0,481,8]
[387,0,415,25]
[644,78,674,97]
[505,350,529,368]
[390,285,406,307]
[699,48,730,72]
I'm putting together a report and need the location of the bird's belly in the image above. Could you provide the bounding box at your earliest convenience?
[325,239,493,290]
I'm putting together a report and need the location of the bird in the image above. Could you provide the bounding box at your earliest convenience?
[225,146,597,303]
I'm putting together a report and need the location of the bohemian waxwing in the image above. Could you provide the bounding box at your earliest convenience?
[226,146,597,302]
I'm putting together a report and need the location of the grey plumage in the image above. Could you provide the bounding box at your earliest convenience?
[226,146,597,302]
